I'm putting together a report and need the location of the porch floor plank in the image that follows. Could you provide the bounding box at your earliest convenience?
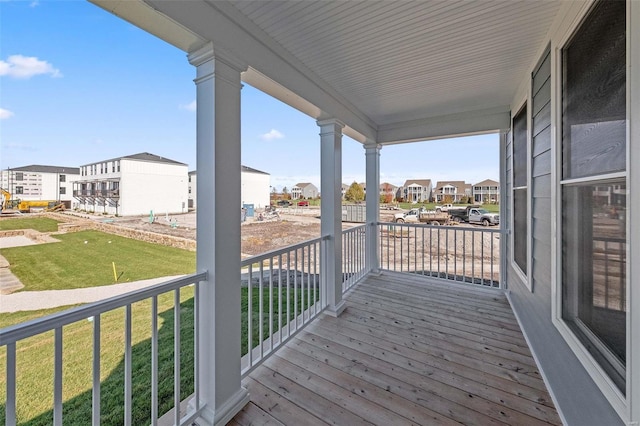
[232,272,562,425]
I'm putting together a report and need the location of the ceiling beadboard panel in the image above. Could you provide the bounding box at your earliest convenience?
[231,0,561,124]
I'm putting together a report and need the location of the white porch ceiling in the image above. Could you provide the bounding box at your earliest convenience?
[230,1,560,126]
[91,0,564,143]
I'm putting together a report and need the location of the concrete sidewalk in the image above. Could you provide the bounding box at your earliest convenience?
[0,275,185,313]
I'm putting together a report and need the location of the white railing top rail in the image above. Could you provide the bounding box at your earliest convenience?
[343,223,368,232]
[377,220,503,234]
[240,236,325,267]
[0,272,207,346]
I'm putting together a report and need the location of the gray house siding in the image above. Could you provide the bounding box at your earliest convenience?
[506,47,622,425]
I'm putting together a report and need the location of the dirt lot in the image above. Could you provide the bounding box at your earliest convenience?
[61,208,499,283]
[108,208,374,256]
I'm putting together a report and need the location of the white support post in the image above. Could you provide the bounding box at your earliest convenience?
[318,118,345,317]
[364,143,381,274]
[188,43,250,426]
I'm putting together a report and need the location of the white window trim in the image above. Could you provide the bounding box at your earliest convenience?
[510,98,531,288]
[550,0,634,421]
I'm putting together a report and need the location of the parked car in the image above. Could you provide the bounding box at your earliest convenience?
[276,200,291,207]
[297,200,310,206]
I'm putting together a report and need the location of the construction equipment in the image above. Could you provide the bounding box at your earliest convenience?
[45,203,66,212]
[0,188,10,212]
[17,200,58,213]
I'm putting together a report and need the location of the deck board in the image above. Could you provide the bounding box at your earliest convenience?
[233,272,562,425]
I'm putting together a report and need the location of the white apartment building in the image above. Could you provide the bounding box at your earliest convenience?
[0,165,80,208]
[188,165,270,210]
[74,152,188,216]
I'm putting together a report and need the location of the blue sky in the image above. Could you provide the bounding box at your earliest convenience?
[0,0,498,190]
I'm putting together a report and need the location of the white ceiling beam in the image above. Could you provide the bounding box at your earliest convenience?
[377,106,511,145]
[89,0,207,52]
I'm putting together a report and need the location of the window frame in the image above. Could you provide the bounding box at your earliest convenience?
[510,99,531,288]
[551,0,632,418]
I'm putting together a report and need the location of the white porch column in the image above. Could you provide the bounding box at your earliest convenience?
[364,143,381,273]
[188,43,250,425]
[318,118,345,317]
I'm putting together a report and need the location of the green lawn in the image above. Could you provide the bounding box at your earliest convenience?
[0,230,196,291]
[0,217,60,233]
[0,286,318,425]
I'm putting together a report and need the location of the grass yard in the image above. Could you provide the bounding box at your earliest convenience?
[0,230,196,291]
[0,286,319,425]
[0,217,60,233]
[0,289,196,425]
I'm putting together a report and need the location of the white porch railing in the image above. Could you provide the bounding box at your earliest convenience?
[5,223,511,425]
[378,222,501,287]
[240,237,325,376]
[342,224,368,293]
[0,273,207,426]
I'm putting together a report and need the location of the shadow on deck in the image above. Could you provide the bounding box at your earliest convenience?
[230,272,561,425]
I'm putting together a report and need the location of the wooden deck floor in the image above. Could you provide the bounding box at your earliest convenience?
[230,272,561,426]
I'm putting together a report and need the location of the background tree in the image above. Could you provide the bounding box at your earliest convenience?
[344,181,365,202]
[282,187,291,200]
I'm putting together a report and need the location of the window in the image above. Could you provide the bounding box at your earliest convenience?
[59,175,66,182]
[15,186,23,194]
[59,187,66,195]
[512,104,528,276]
[561,0,626,394]
[15,172,23,181]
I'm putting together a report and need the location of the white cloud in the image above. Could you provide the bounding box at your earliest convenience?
[29,0,39,7]
[0,108,14,119]
[179,100,196,111]
[260,129,284,141]
[1,142,37,152]
[0,55,62,79]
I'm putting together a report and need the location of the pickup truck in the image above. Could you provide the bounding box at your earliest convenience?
[435,203,453,212]
[449,205,499,226]
[394,208,449,225]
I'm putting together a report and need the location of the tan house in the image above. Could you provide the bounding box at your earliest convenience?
[401,179,433,203]
[473,179,500,203]
[433,181,471,203]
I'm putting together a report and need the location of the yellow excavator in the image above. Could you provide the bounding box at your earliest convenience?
[1,188,12,213]
[1,188,61,213]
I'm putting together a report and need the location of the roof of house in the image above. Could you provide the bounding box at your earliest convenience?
[6,165,80,174]
[380,182,398,190]
[82,152,187,167]
[295,182,317,189]
[473,179,499,187]
[189,165,269,176]
[403,179,432,188]
[242,165,269,175]
[434,181,467,191]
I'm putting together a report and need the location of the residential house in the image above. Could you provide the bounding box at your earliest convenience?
[401,179,432,203]
[340,183,349,199]
[473,179,500,203]
[188,165,270,209]
[379,182,397,202]
[9,1,637,425]
[0,165,79,208]
[291,182,318,199]
[433,181,471,203]
[74,152,188,216]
